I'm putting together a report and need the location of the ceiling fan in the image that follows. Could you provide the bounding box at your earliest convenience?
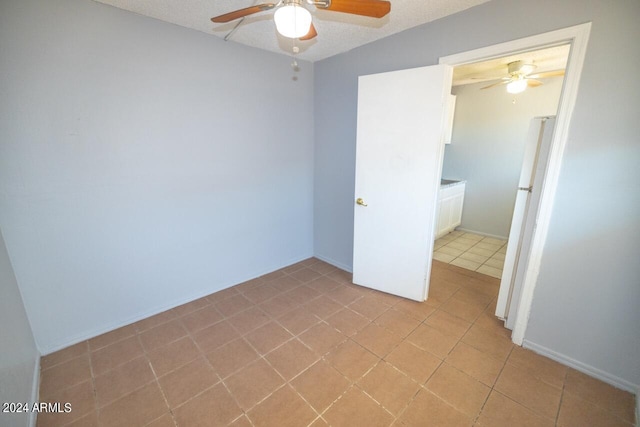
[211,0,391,41]
[481,60,565,94]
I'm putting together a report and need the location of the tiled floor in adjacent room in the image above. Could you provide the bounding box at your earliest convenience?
[37,258,636,427]
[434,231,507,279]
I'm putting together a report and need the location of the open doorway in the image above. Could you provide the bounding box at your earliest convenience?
[432,44,570,330]
[437,23,591,344]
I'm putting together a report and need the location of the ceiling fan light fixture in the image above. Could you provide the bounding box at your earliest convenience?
[274,4,312,38]
[506,78,528,94]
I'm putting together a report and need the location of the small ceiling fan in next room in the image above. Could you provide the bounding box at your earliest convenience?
[481,60,565,94]
[211,0,391,44]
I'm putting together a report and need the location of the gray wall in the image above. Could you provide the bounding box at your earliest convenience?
[444,78,563,239]
[314,0,640,389]
[0,0,315,353]
[0,228,39,427]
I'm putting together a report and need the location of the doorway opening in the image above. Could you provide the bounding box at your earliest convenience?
[432,44,570,331]
[437,23,591,344]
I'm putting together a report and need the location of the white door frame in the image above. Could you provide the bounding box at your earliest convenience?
[439,23,591,345]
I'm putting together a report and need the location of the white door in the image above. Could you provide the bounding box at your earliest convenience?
[495,117,555,323]
[352,65,453,301]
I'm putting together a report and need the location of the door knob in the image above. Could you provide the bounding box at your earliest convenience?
[356,198,368,207]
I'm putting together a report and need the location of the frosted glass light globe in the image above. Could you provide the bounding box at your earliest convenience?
[274,5,312,38]
[507,78,528,94]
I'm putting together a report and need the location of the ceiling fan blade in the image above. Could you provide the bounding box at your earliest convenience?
[481,80,509,90]
[528,69,565,79]
[319,0,391,18]
[211,3,276,23]
[526,79,543,87]
[299,23,317,41]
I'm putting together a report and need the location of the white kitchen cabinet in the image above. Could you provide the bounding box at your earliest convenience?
[443,94,456,145]
[435,181,465,239]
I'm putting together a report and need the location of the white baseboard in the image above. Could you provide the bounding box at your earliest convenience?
[455,227,508,241]
[39,252,314,355]
[313,253,353,273]
[29,355,40,427]
[523,339,639,394]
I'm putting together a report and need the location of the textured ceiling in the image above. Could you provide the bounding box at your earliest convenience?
[94,0,490,61]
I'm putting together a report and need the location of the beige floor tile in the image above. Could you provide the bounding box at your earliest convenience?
[483,257,505,269]
[397,389,472,427]
[495,363,562,419]
[433,251,457,263]
[450,257,483,271]
[291,361,350,412]
[492,251,506,261]
[225,358,284,411]
[467,246,496,257]
[228,415,254,427]
[438,246,466,257]
[458,251,489,264]
[323,386,394,427]
[357,361,420,415]
[447,241,475,251]
[288,267,323,283]
[477,391,555,427]
[426,363,490,418]
[248,384,317,427]
[477,265,503,279]
[325,340,380,381]
[461,233,484,241]
[206,286,239,304]
[145,414,176,427]
[158,357,218,409]
[173,382,242,427]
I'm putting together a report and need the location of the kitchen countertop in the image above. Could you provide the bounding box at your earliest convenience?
[440,179,466,188]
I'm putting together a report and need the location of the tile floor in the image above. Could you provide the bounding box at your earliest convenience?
[434,231,507,279]
[37,258,636,427]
